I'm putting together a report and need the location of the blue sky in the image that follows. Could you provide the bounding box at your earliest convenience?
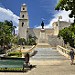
[0,0,73,34]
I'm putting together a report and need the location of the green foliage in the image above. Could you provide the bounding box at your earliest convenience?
[0,20,16,53]
[18,38,26,45]
[55,0,75,24]
[0,21,12,46]
[55,0,75,48]
[8,52,22,57]
[18,34,37,45]
[12,36,18,45]
[27,34,37,45]
[58,27,75,48]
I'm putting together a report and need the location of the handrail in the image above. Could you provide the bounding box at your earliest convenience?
[57,45,70,59]
[5,45,36,58]
[57,45,75,59]
[21,45,36,58]
[5,45,33,54]
[6,46,19,54]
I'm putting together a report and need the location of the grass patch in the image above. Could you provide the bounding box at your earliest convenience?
[8,52,22,58]
[0,68,28,72]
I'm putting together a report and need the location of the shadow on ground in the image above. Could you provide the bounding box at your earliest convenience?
[32,51,38,56]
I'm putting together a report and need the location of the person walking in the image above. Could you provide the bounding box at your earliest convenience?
[69,49,74,65]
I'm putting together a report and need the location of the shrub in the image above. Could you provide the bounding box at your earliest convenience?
[8,52,22,57]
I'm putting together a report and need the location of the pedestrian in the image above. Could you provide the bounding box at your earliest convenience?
[69,49,74,65]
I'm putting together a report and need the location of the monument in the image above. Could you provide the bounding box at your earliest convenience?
[36,21,51,48]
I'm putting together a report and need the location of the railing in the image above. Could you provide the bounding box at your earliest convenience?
[21,45,36,58]
[5,45,33,54]
[5,45,36,58]
[57,45,70,59]
[5,46,19,54]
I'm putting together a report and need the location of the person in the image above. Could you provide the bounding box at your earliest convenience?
[23,53,32,72]
[69,49,74,65]
[25,53,29,64]
[23,53,29,72]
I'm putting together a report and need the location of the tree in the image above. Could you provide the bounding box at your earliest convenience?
[4,20,16,34]
[18,38,26,45]
[0,22,12,46]
[27,34,37,45]
[55,0,75,27]
[0,20,16,51]
[55,0,75,48]
[12,36,18,45]
[18,34,37,45]
[58,27,75,48]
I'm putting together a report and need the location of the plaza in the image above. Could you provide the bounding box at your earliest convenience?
[0,0,75,75]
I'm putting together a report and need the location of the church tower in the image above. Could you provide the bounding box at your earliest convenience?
[18,3,29,39]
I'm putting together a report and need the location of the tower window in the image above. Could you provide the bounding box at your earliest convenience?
[22,22,24,27]
[23,8,25,10]
[22,15,24,18]
[56,24,58,26]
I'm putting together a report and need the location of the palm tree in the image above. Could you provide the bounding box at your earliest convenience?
[4,20,16,35]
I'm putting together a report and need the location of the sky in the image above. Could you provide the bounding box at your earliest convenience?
[0,0,73,34]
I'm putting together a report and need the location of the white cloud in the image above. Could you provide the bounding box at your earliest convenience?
[41,18,47,21]
[0,7,19,34]
[36,10,74,28]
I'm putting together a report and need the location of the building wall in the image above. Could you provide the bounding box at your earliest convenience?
[48,35,64,47]
[18,20,29,39]
[20,11,29,19]
[27,28,54,43]
[53,20,70,36]
[59,21,70,30]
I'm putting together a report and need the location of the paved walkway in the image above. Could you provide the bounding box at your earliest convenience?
[0,60,75,75]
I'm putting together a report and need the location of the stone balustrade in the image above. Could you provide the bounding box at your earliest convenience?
[21,45,36,58]
[57,45,75,59]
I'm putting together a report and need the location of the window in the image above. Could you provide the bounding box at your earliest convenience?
[23,8,25,10]
[22,22,24,27]
[22,15,24,18]
[56,24,58,26]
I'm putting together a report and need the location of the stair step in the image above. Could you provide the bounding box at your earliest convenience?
[30,48,68,60]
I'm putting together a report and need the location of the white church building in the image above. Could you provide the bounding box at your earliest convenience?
[18,4,70,47]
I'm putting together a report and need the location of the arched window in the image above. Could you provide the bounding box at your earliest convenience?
[23,8,25,10]
[22,22,24,27]
[56,24,58,26]
[22,15,24,18]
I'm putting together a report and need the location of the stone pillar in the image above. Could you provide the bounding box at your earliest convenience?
[22,52,24,58]
[38,29,48,43]
[37,29,51,48]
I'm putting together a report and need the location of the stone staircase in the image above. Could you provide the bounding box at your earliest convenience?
[30,48,68,60]
[36,43,51,48]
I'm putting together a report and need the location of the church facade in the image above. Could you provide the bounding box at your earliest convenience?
[18,4,70,47]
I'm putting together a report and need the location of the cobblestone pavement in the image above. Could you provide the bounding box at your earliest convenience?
[0,60,75,75]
